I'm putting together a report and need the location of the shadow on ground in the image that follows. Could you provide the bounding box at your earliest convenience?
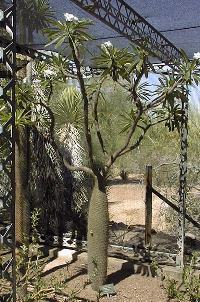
[109,221,178,253]
[107,257,156,286]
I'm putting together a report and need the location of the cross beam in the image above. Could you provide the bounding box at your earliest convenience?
[0,37,103,76]
[70,0,181,63]
[0,36,49,61]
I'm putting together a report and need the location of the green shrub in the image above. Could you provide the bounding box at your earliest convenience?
[164,253,200,302]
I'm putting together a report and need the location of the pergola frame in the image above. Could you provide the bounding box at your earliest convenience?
[0,1,17,301]
[70,0,181,62]
[0,1,188,300]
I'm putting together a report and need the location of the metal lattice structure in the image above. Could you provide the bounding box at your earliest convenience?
[0,2,190,299]
[0,1,16,301]
[177,91,189,267]
[70,0,181,62]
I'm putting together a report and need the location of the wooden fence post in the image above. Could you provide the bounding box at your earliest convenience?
[145,165,152,247]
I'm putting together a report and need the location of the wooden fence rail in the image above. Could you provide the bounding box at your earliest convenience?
[145,165,200,247]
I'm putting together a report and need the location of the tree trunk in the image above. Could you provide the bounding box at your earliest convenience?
[87,175,109,292]
[15,126,30,246]
[15,60,32,246]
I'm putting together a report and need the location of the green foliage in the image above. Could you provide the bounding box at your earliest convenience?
[0,209,60,301]
[0,83,35,129]
[44,16,200,175]
[94,45,133,81]
[28,0,55,33]
[50,86,83,131]
[17,0,54,32]
[44,18,92,50]
[34,53,73,85]
[182,253,200,302]
[164,253,200,302]
[178,49,200,85]
[39,13,200,293]
[1,209,86,301]
[88,80,134,167]
[94,45,150,82]
[164,278,183,300]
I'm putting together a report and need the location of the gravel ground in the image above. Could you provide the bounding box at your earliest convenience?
[44,252,168,302]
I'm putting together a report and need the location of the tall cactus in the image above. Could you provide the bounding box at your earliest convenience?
[87,176,109,291]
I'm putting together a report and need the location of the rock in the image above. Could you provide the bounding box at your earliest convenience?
[151,229,157,235]
[185,232,196,241]
[185,232,196,247]
[57,248,77,261]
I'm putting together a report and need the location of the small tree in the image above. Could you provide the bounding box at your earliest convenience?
[45,14,200,291]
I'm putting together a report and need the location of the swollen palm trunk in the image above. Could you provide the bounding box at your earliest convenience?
[87,176,109,291]
[15,127,30,245]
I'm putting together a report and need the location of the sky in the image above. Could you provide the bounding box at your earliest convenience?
[190,84,200,109]
[147,72,200,111]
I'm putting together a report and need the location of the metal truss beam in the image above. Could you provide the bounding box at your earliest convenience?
[0,37,103,77]
[70,0,181,63]
[0,1,17,301]
[0,36,49,61]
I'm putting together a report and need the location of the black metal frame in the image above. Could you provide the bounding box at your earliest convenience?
[70,0,181,62]
[0,36,49,61]
[0,3,187,299]
[0,1,16,301]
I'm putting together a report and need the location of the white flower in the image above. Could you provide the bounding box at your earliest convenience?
[101,41,113,49]
[44,69,56,77]
[64,13,79,22]
[193,52,200,60]
[33,79,41,84]
[161,65,171,72]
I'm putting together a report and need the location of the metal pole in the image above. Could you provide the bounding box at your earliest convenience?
[176,89,188,267]
[145,165,152,247]
[12,1,17,299]
[0,1,17,300]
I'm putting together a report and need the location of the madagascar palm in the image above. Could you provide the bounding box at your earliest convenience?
[15,0,54,244]
[45,16,200,292]
[15,84,35,245]
[17,0,54,44]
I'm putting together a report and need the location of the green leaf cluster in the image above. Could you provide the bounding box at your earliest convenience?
[44,18,93,50]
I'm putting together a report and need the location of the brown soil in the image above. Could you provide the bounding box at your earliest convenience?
[42,181,199,301]
[107,182,167,231]
[44,252,168,302]
[42,181,171,301]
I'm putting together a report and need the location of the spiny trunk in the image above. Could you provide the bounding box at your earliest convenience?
[87,175,109,292]
[15,126,30,299]
[15,126,30,246]
[15,59,32,246]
